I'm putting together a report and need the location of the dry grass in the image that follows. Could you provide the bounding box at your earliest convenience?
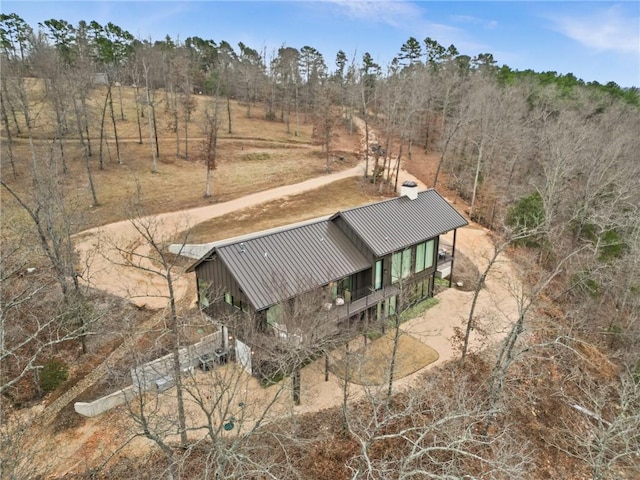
[184,177,385,243]
[1,81,361,231]
[331,332,439,386]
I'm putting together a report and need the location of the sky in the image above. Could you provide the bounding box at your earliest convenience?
[3,1,639,87]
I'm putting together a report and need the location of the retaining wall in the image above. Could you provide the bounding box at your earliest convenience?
[74,385,137,417]
[75,331,222,417]
[131,331,222,391]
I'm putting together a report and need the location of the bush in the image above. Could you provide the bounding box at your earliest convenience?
[507,192,545,247]
[40,358,68,393]
[572,222,626,261]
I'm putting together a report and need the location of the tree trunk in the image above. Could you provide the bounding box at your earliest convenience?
[0,90,16,178]
[80,97,92,157]
[99,88,109,169]
[118,82,125,120]
[342,342,350,433]
[470,139,484,219]
[108,87,122,164]
[393,143,403,193]
[292,367,301,406]
[184,111,188,161]
[152,102,160,158]
[294,84,299,137]
[433,118,462,189]
[461,245,501,362]
[387,315,401,400]
[2,80,21,134]
[147,93,158,173]
[175,106,180,158]
[54,109,68,175]
[227,95,232,134]
[167,269,189,447]
[134,85,143,144]
[362,90,369,178]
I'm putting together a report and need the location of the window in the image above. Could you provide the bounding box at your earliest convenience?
[415,239,435,273]
[415,243,425,273]
[392,248,412,283]
[425,239,435,269]
[386,295,397,316]
[332,276,354,301]
[225,293,247,312]
[198,279,210,308]
[339,276,353,301]
[374,260,383,290]
[401,247,411,279]
[391,251,402,283]
[266,304,283,327]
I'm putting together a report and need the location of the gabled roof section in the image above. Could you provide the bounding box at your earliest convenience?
[332,189,468,257]
[192,220,370,311]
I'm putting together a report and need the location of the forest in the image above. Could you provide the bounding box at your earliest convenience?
[1,12,639,479]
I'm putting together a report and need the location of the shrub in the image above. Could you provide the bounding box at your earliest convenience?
[40,358,68,393]
[598,229,625,261]
[507,192,546,247]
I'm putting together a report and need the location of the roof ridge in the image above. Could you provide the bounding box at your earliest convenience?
[334,188,437,216]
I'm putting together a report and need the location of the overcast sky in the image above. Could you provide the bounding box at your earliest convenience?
[4,1,639,87]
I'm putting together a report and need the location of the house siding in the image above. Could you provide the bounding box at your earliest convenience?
[196,254,251,314]
[332,216,376,263]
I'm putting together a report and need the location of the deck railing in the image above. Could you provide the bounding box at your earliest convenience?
[333,284,399,322]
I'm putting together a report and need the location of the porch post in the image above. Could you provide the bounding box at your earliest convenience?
[431,236,439,297]
[449,229,457,288]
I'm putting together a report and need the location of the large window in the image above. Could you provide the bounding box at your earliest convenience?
[392,248,412,283]
[198,279,210,308]
[374,260,383,290]
[266,303,283,327]
[415,239,435,273]
[331,275,354,301]
[225,293,248,312]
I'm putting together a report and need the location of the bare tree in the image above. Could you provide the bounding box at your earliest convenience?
[142,57,159,173]
[108,213,193,447]
[549,368,640,479]
[202,98,219,198]
[346,364,531,479]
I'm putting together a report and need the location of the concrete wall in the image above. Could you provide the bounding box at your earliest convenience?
[74,385,136,417]
[131,331,222,391]
[75,331,223,417]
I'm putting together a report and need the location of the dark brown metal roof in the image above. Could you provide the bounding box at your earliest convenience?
[214,220,370,311]
[332,189,468,257]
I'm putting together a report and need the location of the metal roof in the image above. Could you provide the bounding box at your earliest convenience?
[213,220,370,311]
[332,189,468,257]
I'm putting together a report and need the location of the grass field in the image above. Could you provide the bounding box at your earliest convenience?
[331,332,439,386]
[1,81,363,231]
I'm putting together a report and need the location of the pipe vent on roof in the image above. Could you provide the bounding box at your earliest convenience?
[401,181,418,200]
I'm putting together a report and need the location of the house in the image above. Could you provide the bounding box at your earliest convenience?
[187,183,467,373]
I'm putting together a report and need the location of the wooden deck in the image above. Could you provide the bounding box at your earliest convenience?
[333,285,399,322]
